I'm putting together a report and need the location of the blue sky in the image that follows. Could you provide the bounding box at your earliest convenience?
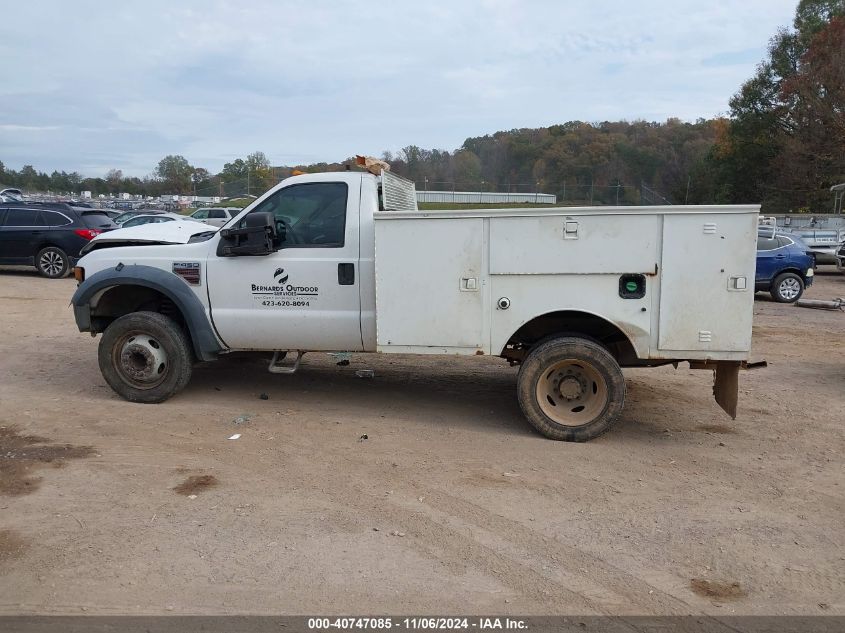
[0,0,798,177]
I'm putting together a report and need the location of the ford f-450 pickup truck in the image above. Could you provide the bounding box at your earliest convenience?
[71,166,759,441]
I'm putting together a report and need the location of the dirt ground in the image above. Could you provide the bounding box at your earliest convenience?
[0,267,842,616]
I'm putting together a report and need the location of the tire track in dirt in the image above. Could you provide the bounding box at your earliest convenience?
[153,429,700,615]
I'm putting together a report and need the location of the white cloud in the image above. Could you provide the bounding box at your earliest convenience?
[0,0,798,176]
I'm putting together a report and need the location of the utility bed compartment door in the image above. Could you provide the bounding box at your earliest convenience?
[489,214,658,274]
[374,217,485,350]
[658,214,756,352]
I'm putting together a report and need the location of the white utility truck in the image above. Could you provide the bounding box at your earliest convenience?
[71,164,759,441]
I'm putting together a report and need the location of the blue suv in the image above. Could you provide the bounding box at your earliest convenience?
[756,234,814,303]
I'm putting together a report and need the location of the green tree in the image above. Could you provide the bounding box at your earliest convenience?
[221,158,247,182]
[245,151,274,193]
[155,155,194,193]
[452,149,481,187]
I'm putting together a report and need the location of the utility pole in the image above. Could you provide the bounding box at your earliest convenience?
[685,175,691,205]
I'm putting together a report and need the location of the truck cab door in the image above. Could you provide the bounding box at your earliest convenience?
[205,179,363,351]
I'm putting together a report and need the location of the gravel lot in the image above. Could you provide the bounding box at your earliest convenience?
[0,267,842,615]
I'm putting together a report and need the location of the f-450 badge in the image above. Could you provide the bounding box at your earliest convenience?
[172,262,201,285]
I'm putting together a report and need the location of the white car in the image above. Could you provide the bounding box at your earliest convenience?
[119,212,197,228]
[189,207,240,227]
[79,219,217,255]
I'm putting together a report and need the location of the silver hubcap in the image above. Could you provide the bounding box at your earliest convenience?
[40,251,64,276]
[779,278,801,300]
[118,335,168,386]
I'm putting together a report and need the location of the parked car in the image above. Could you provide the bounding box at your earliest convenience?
[0,202,117,277]
[0,188,24,202]
[80,220,218,255]
[756,234,814,302]
[119,212,195,228]
[112,209,168,225]
[189,207,239,227]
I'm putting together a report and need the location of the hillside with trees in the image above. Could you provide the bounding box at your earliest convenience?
[1,0,842,212]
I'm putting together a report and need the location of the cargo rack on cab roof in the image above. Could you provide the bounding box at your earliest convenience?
[379,170,418,212]
[355,155,418,213]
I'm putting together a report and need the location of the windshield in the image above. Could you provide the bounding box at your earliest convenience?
[113,211,139,224]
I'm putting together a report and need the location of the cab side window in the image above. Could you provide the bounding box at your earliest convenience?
[192,209,209,219]
[248,182,348,247]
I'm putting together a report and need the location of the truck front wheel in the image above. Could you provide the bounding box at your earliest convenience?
[517,337,625,441]
[98,311,193,403]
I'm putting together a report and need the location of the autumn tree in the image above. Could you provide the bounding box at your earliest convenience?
[713,0,845,211]
[775,15,845,210]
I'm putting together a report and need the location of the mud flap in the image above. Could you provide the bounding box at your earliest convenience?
[713,361,740,419]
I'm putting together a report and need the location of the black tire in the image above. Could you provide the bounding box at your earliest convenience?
[770,272,804,303]
[35,246,69,278]
[98,311,193,403]
[517,336,625,441]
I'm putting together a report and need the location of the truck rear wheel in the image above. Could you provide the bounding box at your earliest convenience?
[98,311,193,403]
[517,337,625,441]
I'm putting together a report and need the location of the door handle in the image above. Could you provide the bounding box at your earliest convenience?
[775,254,786,259]
[338,262,355,285]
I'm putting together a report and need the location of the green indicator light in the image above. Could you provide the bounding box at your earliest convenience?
[625,281,638,292]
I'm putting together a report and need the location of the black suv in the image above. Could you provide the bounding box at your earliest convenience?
[0,202,117,278]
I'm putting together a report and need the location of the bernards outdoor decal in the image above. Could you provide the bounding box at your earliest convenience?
[250,267,319,308]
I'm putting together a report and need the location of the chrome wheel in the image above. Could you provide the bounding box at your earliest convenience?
[535,359,609,427]
[114,332,169,389]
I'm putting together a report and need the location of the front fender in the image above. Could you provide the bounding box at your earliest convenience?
[71,264,224,362]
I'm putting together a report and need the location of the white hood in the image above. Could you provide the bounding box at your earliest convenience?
[81,221,217,254]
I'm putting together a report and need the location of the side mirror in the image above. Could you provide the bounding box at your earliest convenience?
[217,211,277,257]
